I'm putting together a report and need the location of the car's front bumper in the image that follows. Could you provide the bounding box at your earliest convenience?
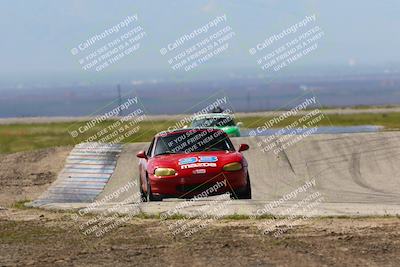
[149,170,247,198]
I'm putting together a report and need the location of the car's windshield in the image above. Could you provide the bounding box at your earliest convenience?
[154,130,234,156]
[191,116,235,127]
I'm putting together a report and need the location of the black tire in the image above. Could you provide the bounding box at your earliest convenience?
[146,176,162,202]
[139,176,147,202]
[231,174,252,199]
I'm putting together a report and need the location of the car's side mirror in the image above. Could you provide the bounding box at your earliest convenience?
[236,122,243,127]
[238,144,249,152]
[136,150,148,159]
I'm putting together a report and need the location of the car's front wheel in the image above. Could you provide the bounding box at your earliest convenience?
[139,176,147,202]
[231,174,252,199]
[145,176,162,202]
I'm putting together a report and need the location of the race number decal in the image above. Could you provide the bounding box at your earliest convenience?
[178,157,197,165]
[178,156,218,169]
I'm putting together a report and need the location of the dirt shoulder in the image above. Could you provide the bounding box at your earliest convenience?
[0,209,399,267]
[0,147,71,207]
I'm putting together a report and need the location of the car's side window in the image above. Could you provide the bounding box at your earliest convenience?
[147,138,155,157]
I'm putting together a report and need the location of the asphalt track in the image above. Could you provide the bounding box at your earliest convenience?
[33,132,400,216]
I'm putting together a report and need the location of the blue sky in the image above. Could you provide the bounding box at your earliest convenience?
[1,0,400,84]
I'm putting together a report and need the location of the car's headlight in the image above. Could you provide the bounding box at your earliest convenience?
[154,168,176,176]
[223,162,242,172]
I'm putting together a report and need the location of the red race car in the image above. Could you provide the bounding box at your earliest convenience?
[136,128,251,201]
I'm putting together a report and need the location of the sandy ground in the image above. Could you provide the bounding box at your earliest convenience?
[1,147,400,266]
[0,147,71,207]
[0,208,399,266]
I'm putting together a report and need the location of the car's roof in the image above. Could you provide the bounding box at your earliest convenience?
[192,113,233,119]
[156,127,224,137]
